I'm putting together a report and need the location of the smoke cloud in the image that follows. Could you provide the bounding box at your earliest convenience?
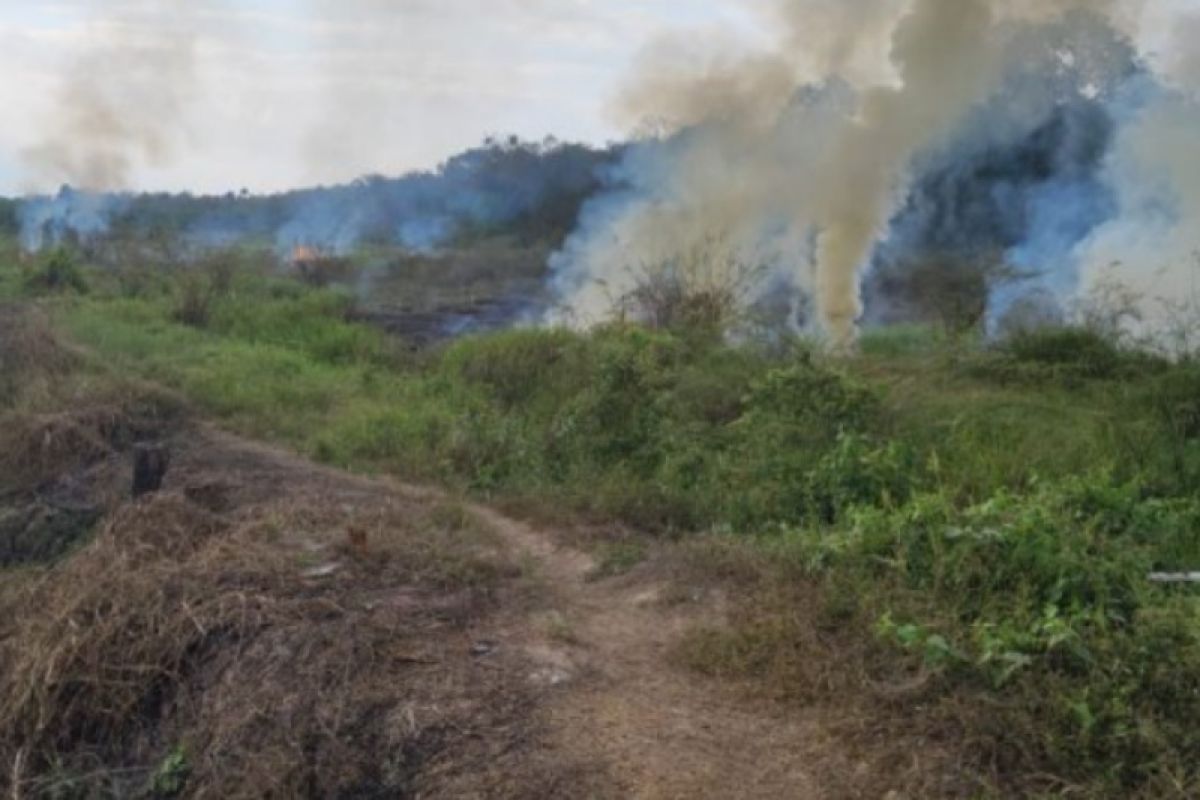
[19,0,202,192]
[549,0,1200,347]
[15,0,217,250]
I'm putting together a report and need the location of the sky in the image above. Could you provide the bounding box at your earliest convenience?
[1,0,1197,197]
[0,0,762,195]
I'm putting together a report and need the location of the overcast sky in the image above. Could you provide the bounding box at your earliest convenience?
[0,0,763,195]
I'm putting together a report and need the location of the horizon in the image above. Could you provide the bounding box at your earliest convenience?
[0,134,609,202]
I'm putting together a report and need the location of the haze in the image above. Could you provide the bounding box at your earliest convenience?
[0,0,759,195]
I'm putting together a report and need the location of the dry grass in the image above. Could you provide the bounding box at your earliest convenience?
[0,421,595,798]
[0,406,130,491]
[0,305,77,407]
[1,307,562,795]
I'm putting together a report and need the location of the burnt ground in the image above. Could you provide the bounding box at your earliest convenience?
[350,293,535,348]
[0,397,973,798]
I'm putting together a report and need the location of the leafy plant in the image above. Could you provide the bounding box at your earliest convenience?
[148,746,190,797]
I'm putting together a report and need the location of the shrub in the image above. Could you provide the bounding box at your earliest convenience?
[967,326,1166,387]
[443,328,586,409]
[1004,326,1126,377]
[24,248,87,294]
[722,357,889,527]
[798,478,1200,793]
[172,273,214,328]
[550,327,679,474]
[616,241,764,337]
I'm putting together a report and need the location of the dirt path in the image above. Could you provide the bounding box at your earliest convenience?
[467,508,854,799]
[194,428,854,798]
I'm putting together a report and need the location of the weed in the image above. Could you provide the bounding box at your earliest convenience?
[171,272,214,328]
[149,746,190,797]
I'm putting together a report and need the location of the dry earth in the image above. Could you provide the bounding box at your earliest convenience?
[194,429,928,799]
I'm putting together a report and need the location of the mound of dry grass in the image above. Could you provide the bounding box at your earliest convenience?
[0,406,131,493]
[0,305,77,407]
[0,447,557,798]
[0,302,186,499]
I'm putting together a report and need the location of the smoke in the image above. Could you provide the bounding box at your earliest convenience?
[20,0,201,192]
[16,0,211,250]
[1074,82,1200,340]
[809,0,1002,349]
[548,0,1200,347]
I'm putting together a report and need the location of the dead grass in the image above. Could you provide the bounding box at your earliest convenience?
[0,422,598,798]
[0,304,77,407]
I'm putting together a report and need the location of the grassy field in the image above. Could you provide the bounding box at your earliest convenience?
[4,245,1200,797]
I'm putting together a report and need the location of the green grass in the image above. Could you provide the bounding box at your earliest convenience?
[6,252,1200,796]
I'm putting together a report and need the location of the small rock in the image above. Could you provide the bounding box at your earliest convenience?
[470,640,498,657]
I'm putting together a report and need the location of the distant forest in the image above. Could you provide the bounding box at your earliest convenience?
[5,136,622,251]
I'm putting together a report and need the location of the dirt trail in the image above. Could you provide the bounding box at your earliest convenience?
[196,428,854,798]
[468,508,853,799]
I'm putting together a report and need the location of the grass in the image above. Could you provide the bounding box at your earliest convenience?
[4,248,1200,797]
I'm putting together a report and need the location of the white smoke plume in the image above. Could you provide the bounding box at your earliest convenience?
[549,0,1200,349]
[1075,86,1200,347]
[19,0,206,192]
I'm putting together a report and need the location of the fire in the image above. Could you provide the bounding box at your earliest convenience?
[291,245,321,265]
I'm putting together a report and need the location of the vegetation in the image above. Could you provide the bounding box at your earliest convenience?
[3,245,1199,797]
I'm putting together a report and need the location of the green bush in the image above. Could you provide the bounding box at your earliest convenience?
[798,477,1200,792]
[443,328,587,409]
[972,326,1167,387]
[719,358,893,527]
[24,248,87,295]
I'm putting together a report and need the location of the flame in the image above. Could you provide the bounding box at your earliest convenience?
[291,245,320,264]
